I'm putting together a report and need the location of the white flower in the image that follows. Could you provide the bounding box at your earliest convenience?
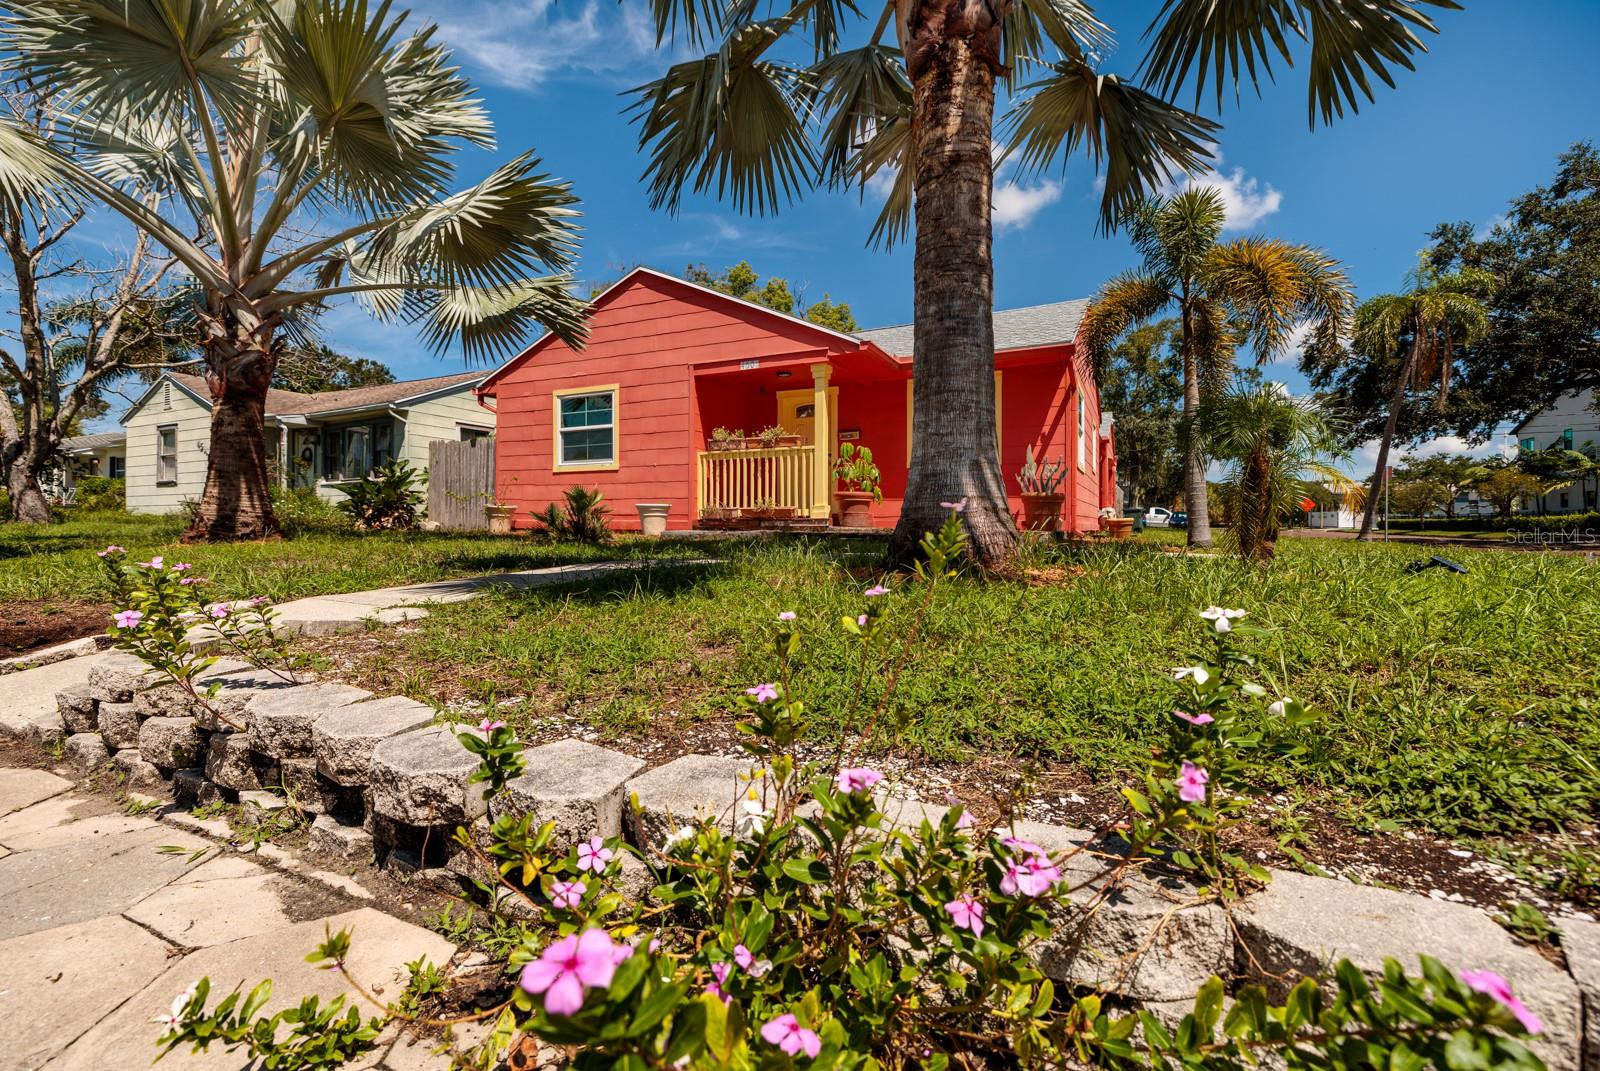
[1212,616,1233,634]
[1240,683,1267,698]
[153,982,198,1028]
[663,825,696,851]
[1267,698,1290,717]
[736,793,769,838]
[1198,606,1247,628]
[1172,666,1211,686]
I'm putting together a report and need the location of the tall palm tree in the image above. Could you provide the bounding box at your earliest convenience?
[1078,189,1352,547]
[1349,260,1492,540]
[0,1,588,541]
[629,0,1456,566]
[1201,382,1348,561]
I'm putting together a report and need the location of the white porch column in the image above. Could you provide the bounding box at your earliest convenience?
[810,361,832,520]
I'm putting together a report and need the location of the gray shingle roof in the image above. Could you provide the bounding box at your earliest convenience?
[166,370,485,416]
[854,298,1091,357]
[60,431,125,453]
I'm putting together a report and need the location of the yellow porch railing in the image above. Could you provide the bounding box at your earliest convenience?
[697,446,821,517]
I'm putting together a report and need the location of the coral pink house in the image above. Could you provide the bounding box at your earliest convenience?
[477,268,1117,532]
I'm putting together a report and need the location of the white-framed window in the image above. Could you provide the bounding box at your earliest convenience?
[554,386,618,469]
[1076,395,1087,470]
[459,424,493,443]
[156,425,178,484]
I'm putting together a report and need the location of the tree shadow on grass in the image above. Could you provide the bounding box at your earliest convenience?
[476,557,730,610]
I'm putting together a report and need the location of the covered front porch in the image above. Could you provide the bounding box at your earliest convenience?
[690,348,908,528]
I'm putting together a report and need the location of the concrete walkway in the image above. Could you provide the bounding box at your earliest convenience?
[0,763,455,1071]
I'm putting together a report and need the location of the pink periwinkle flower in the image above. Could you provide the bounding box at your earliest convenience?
[209,604,230,620]
[733,944,755,970]
[179,577,203,586]
[777,611,797,621]
[704,960,732,1004]
[138,555,164,569]
[835,767,884,795]
[761,1014,822,1059]
[945,895,985,937]
[576,836,614,873]
[1460,970,1543,1033]
[549,880,586,909]
[97,544,125,558]
[856,613,868,627]
[999,850,1062,897]
[939,498,968,513]
[1176,761,1210,804]
[863,584,889,597]
[170,562,193,573]
[1172,709,1214,726]
[745,682,780,704]
[518,929,623,1016]
[478,718,506,733]
[113,609,143,629]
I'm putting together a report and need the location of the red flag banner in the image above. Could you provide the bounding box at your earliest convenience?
[1300,496,1317,512]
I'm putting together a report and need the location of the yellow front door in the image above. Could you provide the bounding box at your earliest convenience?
[776,387,838,447]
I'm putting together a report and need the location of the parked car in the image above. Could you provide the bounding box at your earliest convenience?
[1142,506,1174,527]
[1169,511,1188,529]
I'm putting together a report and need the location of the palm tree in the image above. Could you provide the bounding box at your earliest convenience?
[0,1,587,541]
[629,0,1456,566]
[1078,189,1352,548]
[1201,382,1348,561]
[1350,261,1492,540]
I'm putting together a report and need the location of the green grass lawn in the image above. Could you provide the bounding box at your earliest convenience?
[0,511,707,604]
[292,534,1600,850]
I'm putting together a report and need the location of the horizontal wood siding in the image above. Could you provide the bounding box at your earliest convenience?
[124,385,212,514]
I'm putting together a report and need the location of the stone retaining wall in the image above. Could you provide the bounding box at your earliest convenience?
[16,649,1597,1070]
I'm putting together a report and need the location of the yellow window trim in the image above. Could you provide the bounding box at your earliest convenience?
[551,383,620,473]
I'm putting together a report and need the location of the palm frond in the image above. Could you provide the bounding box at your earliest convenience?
[0,117,76,206]
[627,18,817,216]
[1077,270,1173,368]
[854,114,914,249]
[407,276,588,361]
[1001,60,1218,231]
[1139,0,1458,127]
[1204,236,1351,361]
[2,0,260,125]
[1001,0,1111,78]
[808,44,911,187]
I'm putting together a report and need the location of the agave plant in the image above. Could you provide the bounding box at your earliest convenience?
[628,0,1457,565]
[1201,383,1349,562]
[0,0,587,541]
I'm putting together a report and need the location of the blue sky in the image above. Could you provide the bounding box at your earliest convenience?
[55,0,1600,460]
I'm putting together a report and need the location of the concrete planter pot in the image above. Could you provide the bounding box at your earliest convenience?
[635,503,671,537]
[1106,516,1134,539]
[1020,492,1065,532]
[834,490,876,528]
[485,504,516,534]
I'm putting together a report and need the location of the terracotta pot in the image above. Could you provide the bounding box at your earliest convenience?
[1020,492,1065,532]
[708,439,740,452]
[835,490,876,528]
[1106,516,1134,539]
[635,502,670,537]
[485,503,516,535]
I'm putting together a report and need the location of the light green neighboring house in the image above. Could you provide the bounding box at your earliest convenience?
[120,370,494,515]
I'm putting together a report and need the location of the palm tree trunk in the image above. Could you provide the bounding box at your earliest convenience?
[887,6,1015,569]
[1179,303,1212,548]
[1357,335,1422,541]
[185,304,280,541]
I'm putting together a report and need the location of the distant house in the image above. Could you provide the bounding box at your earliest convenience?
[43,431,127,499]
[120,371,494,515]
[1513,389,1600,513]
[477,268,1117,532]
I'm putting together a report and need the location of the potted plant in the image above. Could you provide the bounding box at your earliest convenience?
[833,442,882,527]
[1017,445,1067,531]
[709,427,744,452]
[757,424,802,449]
[1101,506,1133,539]
[485,499,517,534]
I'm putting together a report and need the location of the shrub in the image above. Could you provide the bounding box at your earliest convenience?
[71,475,126,512]
[335,460,424,531]
[270,484,351,536]
[145,514,1549,1071]
[529,485,611,544]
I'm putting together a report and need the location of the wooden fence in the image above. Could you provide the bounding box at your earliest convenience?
[427,438,495,530]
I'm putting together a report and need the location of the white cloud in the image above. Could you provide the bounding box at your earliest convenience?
[993,180,1062,230]
[1475,214,1509,240]
[1161,150,1282,230]
[1351,433,1516,473]
[409,0,661,90]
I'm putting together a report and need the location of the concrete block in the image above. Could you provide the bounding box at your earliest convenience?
[312,695,435,787]
[97,701,140,751]
[490,737,644,844]
[245,682,373,758]
[55,684,98,733]
[369,725,487,827]
[136,716,203,769]
[623,754,755,851]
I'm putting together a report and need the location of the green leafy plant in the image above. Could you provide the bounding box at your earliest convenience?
[335,460,424,532]
[528,486,611,544]
[68,474,126,513]
[1495,902,1556,947]
[832,442,882,501]
[757,424,787,448]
